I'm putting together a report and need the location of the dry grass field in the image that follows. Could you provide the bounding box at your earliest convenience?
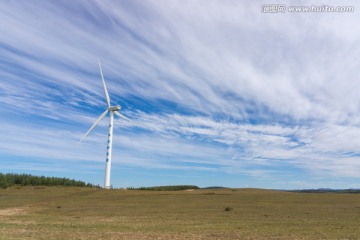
[0,186,359,239]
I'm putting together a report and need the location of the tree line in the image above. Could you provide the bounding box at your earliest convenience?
[0,173,97,188]
[127,185,199,191]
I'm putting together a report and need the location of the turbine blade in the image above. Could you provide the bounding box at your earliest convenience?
[79,110,109,143]
[114,111,131,121]
[98,58,111,107]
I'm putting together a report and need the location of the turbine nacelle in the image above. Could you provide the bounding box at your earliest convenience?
[108,105,121,111]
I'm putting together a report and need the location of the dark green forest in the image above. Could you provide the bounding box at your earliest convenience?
[0,173,97,188]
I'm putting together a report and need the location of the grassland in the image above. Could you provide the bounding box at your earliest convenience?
[0,187,359,239]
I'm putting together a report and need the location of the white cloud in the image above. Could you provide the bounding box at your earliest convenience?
[117,111,360,177]
[0,1,360,186]
[1,1,359,122]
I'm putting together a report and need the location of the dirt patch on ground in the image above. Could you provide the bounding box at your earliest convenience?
[0,207,27,216]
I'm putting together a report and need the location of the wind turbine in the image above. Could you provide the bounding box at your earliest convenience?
[80,59,130,189]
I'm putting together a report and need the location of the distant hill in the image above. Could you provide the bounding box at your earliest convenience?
[0,173,98,188]
[202,186,229,189]
[287,188,360,194]
[127,185,199,191]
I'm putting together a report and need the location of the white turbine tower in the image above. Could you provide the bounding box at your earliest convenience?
[80,59,130,189]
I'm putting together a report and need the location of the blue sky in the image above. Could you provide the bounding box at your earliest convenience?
[1,0,360,189]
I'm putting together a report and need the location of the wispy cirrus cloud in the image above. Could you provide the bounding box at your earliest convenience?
[1,0,359,121]
[116,111,360,177]
[0,0,360,188]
